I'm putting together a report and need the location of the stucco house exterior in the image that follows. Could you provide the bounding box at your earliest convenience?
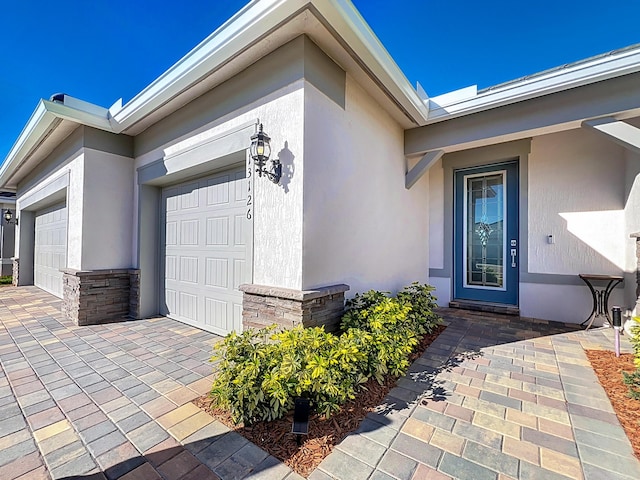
[0,192,16,277]
[1,0,639,334]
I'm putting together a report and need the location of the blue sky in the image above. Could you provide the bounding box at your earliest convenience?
[1,0,639,162]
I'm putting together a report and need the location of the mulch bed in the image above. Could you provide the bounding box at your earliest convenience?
[193,324,446,477]
[585,349,640,458]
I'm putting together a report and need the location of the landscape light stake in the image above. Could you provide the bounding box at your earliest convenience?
[292,397,310,446]
[612,306,622,357]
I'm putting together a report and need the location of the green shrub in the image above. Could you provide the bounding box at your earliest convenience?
[0,276,12,285]
[210,325,369,424]
[397,282,441,333]
[623,319,640,399]
[210,283,441,424]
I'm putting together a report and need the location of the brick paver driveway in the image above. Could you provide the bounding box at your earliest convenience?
[0,287,301,480]
[2,286,640,480]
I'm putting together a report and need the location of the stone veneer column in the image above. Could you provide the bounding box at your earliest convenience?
[61,269,141,326]
[11,257,18,286]
[239,283,349,332]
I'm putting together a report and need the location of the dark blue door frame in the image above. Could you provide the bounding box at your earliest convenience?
[454,162,519,305]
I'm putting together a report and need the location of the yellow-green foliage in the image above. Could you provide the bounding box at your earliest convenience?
[622,317,640,399]
[210,283,441,424]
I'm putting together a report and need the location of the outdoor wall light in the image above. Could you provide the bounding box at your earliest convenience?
[3,209,18,226]
[250,124,281,184]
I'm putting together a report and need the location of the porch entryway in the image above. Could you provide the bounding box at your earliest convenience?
[453,161,519,308]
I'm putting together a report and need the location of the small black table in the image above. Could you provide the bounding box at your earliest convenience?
[579,274,624,330]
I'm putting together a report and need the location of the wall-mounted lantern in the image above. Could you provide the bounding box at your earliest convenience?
[250,124,281,184]
[3,209,18,226]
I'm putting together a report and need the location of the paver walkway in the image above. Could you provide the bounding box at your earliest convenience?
[1,287,640,480]
[312,309,640,480]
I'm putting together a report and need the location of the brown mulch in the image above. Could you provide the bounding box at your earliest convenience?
[585,349,640,458]
[193,324,446,478]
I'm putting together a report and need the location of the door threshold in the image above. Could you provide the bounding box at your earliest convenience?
[449,299,520,316]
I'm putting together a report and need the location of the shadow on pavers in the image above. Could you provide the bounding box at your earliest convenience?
[57,429,288,480]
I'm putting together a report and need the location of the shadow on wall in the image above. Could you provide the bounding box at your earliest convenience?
[276,141,295,193]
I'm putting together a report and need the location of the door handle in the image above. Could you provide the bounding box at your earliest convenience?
[511,248,517,268]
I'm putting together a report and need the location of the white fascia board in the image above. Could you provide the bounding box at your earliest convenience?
[0,99,114,189]
[111,0,309,127]
[112,0,430,128]
[43,100,113,132]
[314,0,429,123]
[0,101,56,189]
[427,47,640,123]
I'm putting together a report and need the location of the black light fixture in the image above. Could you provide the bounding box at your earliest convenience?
[250,124,281,184]
[612,306,622,357]
[3,209,17,226]
[292,397,310,445]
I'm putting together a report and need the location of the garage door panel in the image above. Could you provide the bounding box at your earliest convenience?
[234,215,245,246]
[162,167,250,336]
[179,182,200,209]
[179,256,199,283]
[34,202,67,298]
[233,259,245,290]
[206,217,229,245]
[234,171,247,201]
[180,220,199,245]
[178,292,198,321]
[207,177,230,205]
[205,297,228,330]
[205,258,228,288]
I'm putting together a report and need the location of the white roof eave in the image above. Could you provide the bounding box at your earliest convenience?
[111,0,430,129]
[427,46,640,124]
[0,100,114,189]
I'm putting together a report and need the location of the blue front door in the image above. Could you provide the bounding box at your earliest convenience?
[454,162,519,305]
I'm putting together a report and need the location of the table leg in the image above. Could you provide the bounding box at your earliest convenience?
[602,279,623,326]
[580,279,599,327]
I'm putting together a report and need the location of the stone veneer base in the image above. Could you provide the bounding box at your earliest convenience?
[239,283,349,332]
[11,257,18,286]
[62,268,141,326]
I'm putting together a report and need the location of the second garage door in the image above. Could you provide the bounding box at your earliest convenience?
[34,202,68,298]
[161,167,251,335]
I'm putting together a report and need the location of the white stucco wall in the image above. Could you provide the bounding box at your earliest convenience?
[81,149,134,270]
[133,82,305,290]
[428,159,445,271]
[528,129,626,275]
[301,75,429,295]
[425,126,635,322]
[15,150,84,270]
[624,149,640,306]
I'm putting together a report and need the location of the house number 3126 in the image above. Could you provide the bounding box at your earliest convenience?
[246,161,253,220]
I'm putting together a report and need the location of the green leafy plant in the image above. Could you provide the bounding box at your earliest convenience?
[209,283,441,424]
[0,276,12,285]
[397,282,441,334]
[623,317,640,399]
[209,325,369,424]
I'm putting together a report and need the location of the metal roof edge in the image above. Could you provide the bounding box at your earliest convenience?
[0,98,115,189]
[427,45,640,124]
[111,0,430,128]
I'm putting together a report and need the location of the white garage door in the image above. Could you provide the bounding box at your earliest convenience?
[34,202,68,298]
[161,167,251,335]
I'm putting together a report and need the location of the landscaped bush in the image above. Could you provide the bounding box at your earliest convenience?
[209,283,441,424]
[623,317,640,399]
